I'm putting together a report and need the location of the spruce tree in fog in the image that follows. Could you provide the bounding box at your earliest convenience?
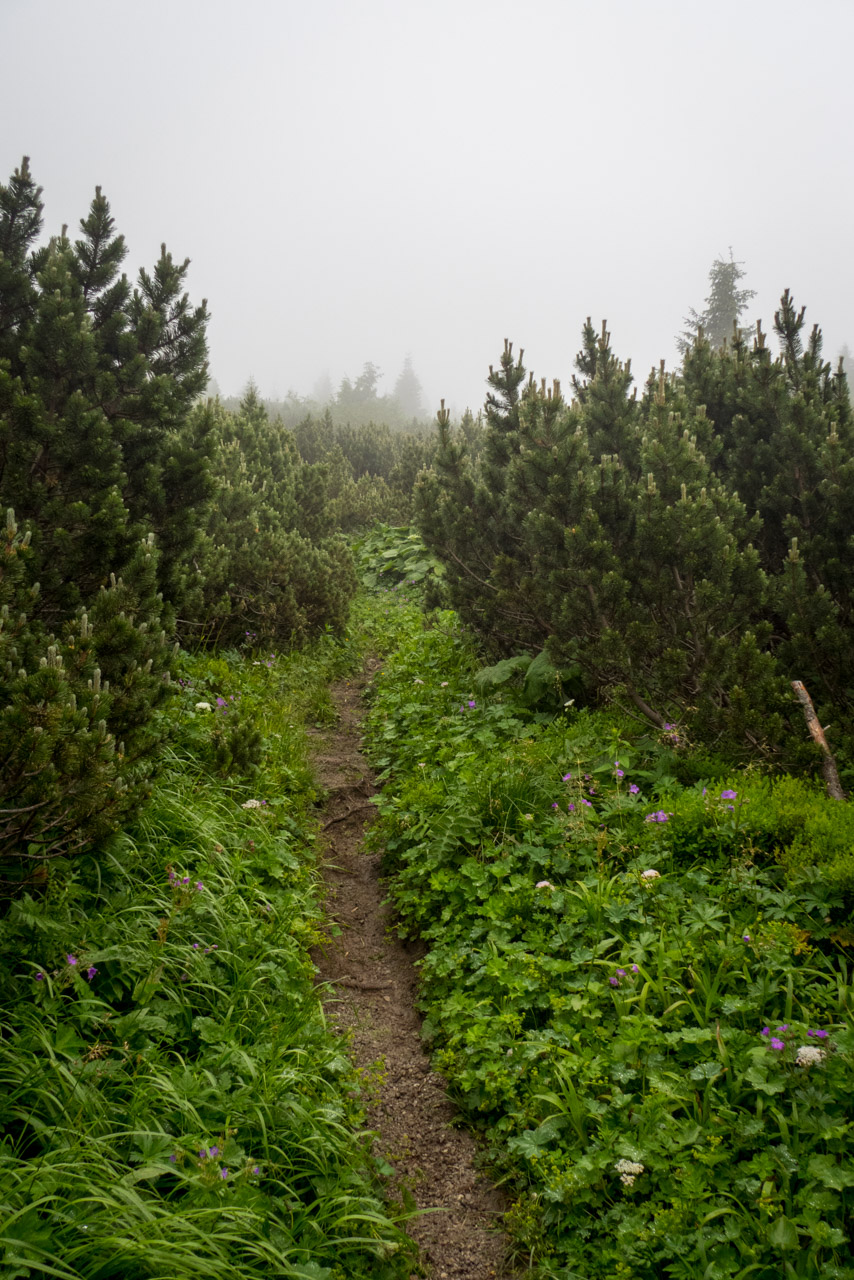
[678,250,756,352]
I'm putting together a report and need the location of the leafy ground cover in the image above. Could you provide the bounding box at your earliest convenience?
[0,634,413,1280]
[361,596,854,1280]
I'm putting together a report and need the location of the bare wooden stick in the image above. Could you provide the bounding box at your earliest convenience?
[791,680,846,800]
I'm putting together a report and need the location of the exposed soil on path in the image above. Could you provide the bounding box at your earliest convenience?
[309,658,518,1280]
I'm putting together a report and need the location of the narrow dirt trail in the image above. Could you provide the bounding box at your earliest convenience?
[310,659,516,1280]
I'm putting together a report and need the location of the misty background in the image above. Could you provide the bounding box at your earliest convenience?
[2,0,852,418]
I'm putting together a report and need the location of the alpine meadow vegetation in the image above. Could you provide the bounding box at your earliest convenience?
[359,568,854,1280]
[3,148,854,1280]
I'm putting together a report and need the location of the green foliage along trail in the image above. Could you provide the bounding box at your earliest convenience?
[358,562,854,1280]
[0,635,414,1280]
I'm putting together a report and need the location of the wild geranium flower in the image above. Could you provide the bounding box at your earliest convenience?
[35,971,44,981]
[562,772,572,781]
[551,802,559,809]
[220,1167,229,1180]
[609,976,619,986]
[721,789,737,800]
[581,798,592,807]
[209,1145,220,1157]
[743,934,750,942]
[760,1027,770,1036]
[631,964,639,973]
[467,700,476,708]
[567,803,575,812]
[86,966,98,980]
[770,1037,785,1051]
[616,968,626,977]
[629,783,640,795]
[196,881,203,891]
[252,1165,260,1175]
[615,768,624,778]
[67,954,78,967]
[776,1024,789,1032]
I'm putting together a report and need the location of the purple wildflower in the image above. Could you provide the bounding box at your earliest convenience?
[562,772,572,782]
[615,769,624,778]
[581,798,592,807]
[609,976,619,987]
[760,1027,770,1036]
[770,1038,785,1051]
[169,1154,177,1164]
[199,1148,206,1158]
[196,881,203,891]
[776,1025,789,1032]
[193,942,200,950]
[86,966,98,980]
[220,1167,229,1180]
[721,789,737,800]
[35,972,44,981]
[567,803,575,812]
[209,1145,220,1157]
[616,969,626,977]
[629,783,640,795]
[815,1029,829,1040]
[631,964,639,973]
[252,1165,260,1175]
[467,700,476,708]
[743,935,750,942]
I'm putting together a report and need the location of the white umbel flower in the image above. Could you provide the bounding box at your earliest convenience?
[615,1158,644,1187]
[796,1045,827,1067]
[241,798,264,810]
[641,869,660,880]
[195,701,212,712]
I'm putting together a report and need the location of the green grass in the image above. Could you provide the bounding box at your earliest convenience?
[0,633,414,1280]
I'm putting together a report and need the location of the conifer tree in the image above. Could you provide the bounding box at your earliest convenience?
[678,250,756,353]
[0,159,211,872]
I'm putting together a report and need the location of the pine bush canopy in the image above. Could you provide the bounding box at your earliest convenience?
[418,307,854,775]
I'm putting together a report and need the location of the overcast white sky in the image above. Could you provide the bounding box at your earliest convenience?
[2,0,852,415]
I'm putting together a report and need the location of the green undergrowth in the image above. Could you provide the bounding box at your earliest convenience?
[360,595,854,1280]
[0,632,414,1280]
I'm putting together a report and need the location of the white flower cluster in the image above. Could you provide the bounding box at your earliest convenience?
[241,798,264,810]
[615,1158,644,1187]
[641,869,660,880]
[195,701,212,712]
[795,1044,827,1067]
